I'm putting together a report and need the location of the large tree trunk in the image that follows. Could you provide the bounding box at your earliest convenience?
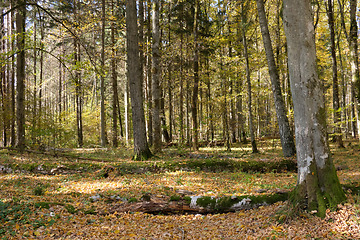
[151,0,161,153]
[283,0,346,218]
[16,0,26,152]
[256,0,296,157]
[126,0,152,160]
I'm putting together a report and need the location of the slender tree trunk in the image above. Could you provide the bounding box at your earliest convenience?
[126,0,152,160]
[100,0,107,146]
[146,0,153,146]
[10,3,15,147]
[324,0,344,147]
[111,0,118,147]
[179,31,184,143]
[1,9,7,147]
[124,77,130,144]
[338,0,359,138]
[256,0,296,157]
[161,90,171,143]
[116,91,124,138]
[242,5,258,153]
[337,36,348,137]
[349,0,360,138]
[16,0,26,152]
[32,10,37,144]
[152,0,161,152]
[38,14,43,137]
[206,58,214,141]
[74,0,83,147]
[192,0,200,150]
[283,0,346,218]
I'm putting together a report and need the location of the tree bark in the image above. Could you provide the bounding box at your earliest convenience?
[283,0,346,217]
[146,0,153,146]
[16,0,26,152]
[111,0,118,147]
[349,0,360,138]
[74,0,83,147]
[192,0,200,151]
[10,2,15,147]
[100,0,107,147]
[152,0,161,153]
[126,0,152,160]
[324,0,344,148]
[256,0,296,157]
[242,4,258,153]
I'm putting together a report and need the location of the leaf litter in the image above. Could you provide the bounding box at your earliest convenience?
[0,144,359,239]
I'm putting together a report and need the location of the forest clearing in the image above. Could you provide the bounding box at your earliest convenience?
[2,0,360,238]
[0,140,359,239]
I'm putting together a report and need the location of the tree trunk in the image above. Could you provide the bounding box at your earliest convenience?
[283,0,346,217]
[100,0,107,147]
[324,0,344,148]
[1,9,7,147]
[152,0,161,153]
[146,0,153,146]
[349,0,360,138]
[32,10,37,145]
[74,0,83,147]
[338,0,359,138]
[124,77,130,144]
[10,2,15,147]
[111,0,118,147]
[179,31,184,143]
[192,0,200,151]
[242,4,258,153]
[256,0,296,157]
[16,0,26,152]
[126,0,152,160]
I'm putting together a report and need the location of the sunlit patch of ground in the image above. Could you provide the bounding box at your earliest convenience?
[0,141,359,239]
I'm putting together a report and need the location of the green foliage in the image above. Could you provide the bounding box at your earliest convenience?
[0,200,31,235]
[128,197,138,203]
[34,185,45,196]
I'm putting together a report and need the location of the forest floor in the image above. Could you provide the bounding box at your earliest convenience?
[0,139,360,239]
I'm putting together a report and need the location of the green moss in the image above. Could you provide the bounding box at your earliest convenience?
[34,202,51,209]
[34,186,45,196]
[128,197,138,203]
[170,195,181,201]
[215,196,241,211]
[133,149,153,161]
[183,196,191,205]
[196,196,217,209]
[34,202,77,214]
